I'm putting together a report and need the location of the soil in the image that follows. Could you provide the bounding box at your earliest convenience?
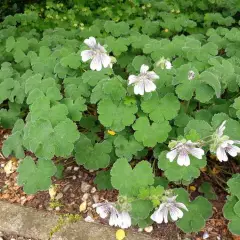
[0,127,238,240]
[0,231,35,240]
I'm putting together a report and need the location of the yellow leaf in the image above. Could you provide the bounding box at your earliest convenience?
[116,229,125,240]
[4,159,17,175]
[79,201,87,212]
[200,167,207,172]
[189,186,196,192]
[108,130,116,136]
[49,185,57,200]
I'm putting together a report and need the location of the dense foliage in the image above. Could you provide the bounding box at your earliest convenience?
[1,0,240,235]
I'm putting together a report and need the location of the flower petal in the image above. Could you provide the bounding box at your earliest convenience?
[81,50,94,62]
[216,147,228,162]
[169,206,183,221]
[217,120,226,137]
[177,151,190,166]
[134,82,145,95]
[93,203,110,219]
[146,71,159,80]
[109,208,119,227]
[166,149,178,162]
[144,80,156,93]
[140,64,149,74]
[101,54,111,68]
[175,202,188,212]
[163,207,169,223]
[84,37,97,48]
[165,60,172,69]
[188,147,204,159]
[151,208,164,224]
[118,212,131,229]
[90,55,102,71]
[128,75,139,85]
[227,145,240,157]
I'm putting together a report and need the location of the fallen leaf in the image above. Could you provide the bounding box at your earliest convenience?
[4,159,17,175]
[116,229,125,240]
[189,186,196,191]
[49,185,57,200]
[79,201,87,212]
[108,130,116,136]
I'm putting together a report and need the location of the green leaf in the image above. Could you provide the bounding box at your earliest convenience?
[62,97,87,121]
[138,186,165,207]
[54,119,80,157]
[227,174,240,199]
[223,196,240,235]
[223,196,238,220]
[233,97,240,119]
[199,182,217,200]
[0,78,15,104]
[174,188,212,233]
[133,117,171,147]
[82,69,112,87]
[55,164,64,179]
[199,71,221,98]
[60,53,81,69]
[98,99,137,132]
[105,36,129,56]
[132,56,151,71]
[64,77,90,99]
[114,135,144,161]
[158,151,207,182]
[141,92,180,123]
[23,118,79,159]
[75,134,112,170]
[6,36,15,52]
[94,170,113,190]
[2,119,25,158]
[131,200,153,220]
[17,156,56,194]
[185,120,213,138]
[91,77,126,104]
[104,21,130,37]
[154,177,169,189]
[0,103,21,128]
[111,158,154,196]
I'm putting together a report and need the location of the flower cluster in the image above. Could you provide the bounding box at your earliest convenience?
[166,139,204,166]
[166,121,240,167]
[93,201,131,229]
[151,194,188,223]
[93,192,188,229]
[81,37,172,96]
[210,121,240,162]
[81,37,112,71]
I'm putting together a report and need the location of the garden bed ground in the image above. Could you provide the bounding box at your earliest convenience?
[0,127,236,240]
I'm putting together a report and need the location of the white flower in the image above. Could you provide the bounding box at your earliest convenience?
[128,64,159,95]
[156,58,172,70]
[166,140,205,166]
[212,121,240,162]
[93,202,131,229]
[216,140,240,162]
[164,60,172,69]
[151,195,188,224]
[188,70,195,80]
[81,37,111,71]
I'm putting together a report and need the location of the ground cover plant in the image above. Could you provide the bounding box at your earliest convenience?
[0,0,240,236]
